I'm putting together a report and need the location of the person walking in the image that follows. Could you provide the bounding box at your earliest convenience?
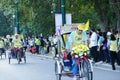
[102,32,111,63]
[109,34,120,70]
[89,28,99,62]
[98,32,105,63]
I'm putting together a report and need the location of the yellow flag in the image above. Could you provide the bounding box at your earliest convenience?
[83,20,89,31]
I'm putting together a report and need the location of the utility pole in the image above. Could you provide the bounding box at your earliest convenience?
[61,0,66,26]
[14,0,19,34]
[16,2,19,34]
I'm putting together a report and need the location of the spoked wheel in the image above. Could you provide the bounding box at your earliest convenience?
[88,62,93,80]
[79,60,89,80]
[9,57,11,64]
[8,53,11,64]
[4,52,6,59]
[0,50,2,59]
[55,62,62,80]
[88,72,93,80]
[24,56,26,63]
[17,51,21,64]
[23,49,26,63]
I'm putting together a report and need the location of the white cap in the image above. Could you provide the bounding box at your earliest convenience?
[107,32,112,36]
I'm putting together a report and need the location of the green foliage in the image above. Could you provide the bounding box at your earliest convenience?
[0,0,119,37]
[65,0,99,28]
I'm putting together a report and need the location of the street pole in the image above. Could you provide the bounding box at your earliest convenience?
[15,2,19,34]
[61,0,66,26]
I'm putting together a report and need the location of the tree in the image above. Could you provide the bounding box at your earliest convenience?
[1,0,119,36]
[0,10,13,36]
[65,0,99,28]
[109,0,120,30]
[29,0,55,36]
[91,0,120,31]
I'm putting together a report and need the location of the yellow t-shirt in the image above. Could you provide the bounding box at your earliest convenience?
[69,31,87,50]
[115,34,120,39]
[0,40,4,48]
[13,38,22,48]
[72,32,84,47]
[110,40,118,52]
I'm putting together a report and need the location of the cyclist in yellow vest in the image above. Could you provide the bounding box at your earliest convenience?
[12,34,22,60]
[13,34,22,48]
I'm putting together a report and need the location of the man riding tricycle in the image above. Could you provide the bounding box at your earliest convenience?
[8,34,26,64]
[54,23,93,80]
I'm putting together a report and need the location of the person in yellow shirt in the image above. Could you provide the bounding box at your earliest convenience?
[69,27,88,50]
[12,34,23,60]
[109,34,120,70]
[0,38,5,55]
[68,26,88,80]
[51,34,58,57]
[13,34,22,48]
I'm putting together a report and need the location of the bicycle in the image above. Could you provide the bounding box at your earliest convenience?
[54,52,93,80]
[8,47,26,64]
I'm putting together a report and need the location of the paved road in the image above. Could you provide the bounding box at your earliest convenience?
[0,54,120,80]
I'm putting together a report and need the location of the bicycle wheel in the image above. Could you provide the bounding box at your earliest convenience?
[79,60,89,80]
[8,52,11,64]
[17,51,21,64]
[3,49,6,59]
[0,50,2,59]
[55,62,62,80]
[88,72,93,80]
[88,61,93,80]
[9,56,11,64]
[23,53,26,63]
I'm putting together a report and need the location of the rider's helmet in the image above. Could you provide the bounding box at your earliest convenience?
[14,34,19,38]
[15,34,18,36]
[77,23,84,31]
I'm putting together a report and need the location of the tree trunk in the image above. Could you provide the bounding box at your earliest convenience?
[92,0,110,32]
[117,19,120,30]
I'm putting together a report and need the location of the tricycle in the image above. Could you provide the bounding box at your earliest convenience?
[8,47,26,64]
[54,24,93,80]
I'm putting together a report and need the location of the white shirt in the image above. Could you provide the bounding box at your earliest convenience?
[89,32,98,47]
